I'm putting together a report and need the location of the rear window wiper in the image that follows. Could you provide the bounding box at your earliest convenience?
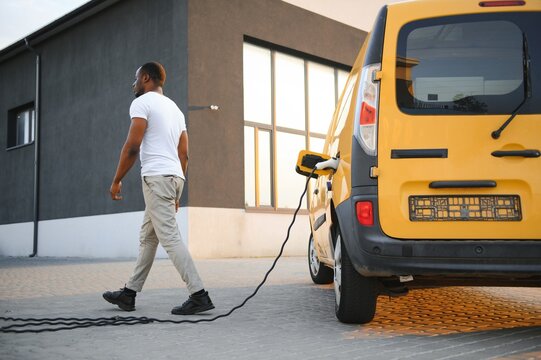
[491,31,531,139]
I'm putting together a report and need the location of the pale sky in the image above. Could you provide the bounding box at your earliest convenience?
[0,0,403,51]
[283,0,404,32]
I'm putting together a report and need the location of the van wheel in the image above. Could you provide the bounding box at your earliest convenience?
[334,229,377,324]
[308,234,333,284]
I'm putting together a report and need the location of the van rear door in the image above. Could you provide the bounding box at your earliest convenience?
[377,10,541,239]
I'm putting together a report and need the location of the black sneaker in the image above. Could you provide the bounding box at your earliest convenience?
[102,287,136,311]
[171,291,215,315]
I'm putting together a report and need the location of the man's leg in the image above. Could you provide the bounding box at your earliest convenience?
[143,176,205,294]
[126,208,160,292]
[103,179,159,311]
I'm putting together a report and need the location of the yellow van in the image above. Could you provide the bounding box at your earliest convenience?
[296,0,541,324]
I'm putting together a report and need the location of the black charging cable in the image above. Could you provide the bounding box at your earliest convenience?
[0,168,316,333]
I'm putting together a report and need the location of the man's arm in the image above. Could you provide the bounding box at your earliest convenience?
[175,131,189,212]
[178,130,189,176]
[110,117,147,200]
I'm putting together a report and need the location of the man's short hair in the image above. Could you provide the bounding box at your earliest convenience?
[140,62,166,87]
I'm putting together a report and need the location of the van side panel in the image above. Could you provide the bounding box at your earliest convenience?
[328,7,387,208]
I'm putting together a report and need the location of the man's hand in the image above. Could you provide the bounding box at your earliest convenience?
[175,200,179,212]
[110,181,123,200]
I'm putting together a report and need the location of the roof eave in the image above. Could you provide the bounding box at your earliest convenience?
[0,0,120,63]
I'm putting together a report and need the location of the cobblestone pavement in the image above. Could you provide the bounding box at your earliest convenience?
[0,256,540,360]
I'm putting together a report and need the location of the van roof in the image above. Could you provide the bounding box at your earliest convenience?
[387,0,539,16]
[352,0,539,79]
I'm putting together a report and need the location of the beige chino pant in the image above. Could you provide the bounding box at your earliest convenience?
[126,175,204,294]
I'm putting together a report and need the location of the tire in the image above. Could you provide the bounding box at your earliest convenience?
[334,228,378,324]
[308,234,334,284]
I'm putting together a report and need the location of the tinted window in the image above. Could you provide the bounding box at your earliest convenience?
[396,13,541,115]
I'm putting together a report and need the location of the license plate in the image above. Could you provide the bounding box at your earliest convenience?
[409,195,522,221]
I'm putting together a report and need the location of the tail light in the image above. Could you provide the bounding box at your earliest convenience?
[356,201,374,226]
[354,63,381,156]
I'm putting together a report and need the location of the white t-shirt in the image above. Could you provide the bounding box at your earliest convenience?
[129,92,186,178]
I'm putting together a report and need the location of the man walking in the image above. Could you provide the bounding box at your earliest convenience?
[103,62,214,315]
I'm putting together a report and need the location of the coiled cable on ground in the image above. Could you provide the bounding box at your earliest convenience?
[0,168,316,333]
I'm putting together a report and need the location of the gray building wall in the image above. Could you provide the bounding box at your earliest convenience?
[0,0,189,224]
[187,0,366,209]
[0,0,365,225]
[0,53,36,224]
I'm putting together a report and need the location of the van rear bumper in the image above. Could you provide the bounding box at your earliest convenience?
[335,188,541,280]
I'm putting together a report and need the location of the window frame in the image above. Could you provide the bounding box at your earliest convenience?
[6,103,35,151]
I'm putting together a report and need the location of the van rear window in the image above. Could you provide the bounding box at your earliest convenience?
[396,13,541,115]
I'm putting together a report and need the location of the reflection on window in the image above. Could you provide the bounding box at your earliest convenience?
[7,105,35,149]
[243,44,272,124]
[243,42,350,210]
[329,74,356,156]
[397,17,525,115]
[275,53,305,131]
[335,76,355,134]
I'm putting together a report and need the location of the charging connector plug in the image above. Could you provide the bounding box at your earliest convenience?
[315,157,339,171]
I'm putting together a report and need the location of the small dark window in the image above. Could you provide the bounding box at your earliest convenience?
[7,104,35,149]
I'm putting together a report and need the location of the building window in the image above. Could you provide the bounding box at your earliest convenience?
[243,42,349,210]
[7,104,35,149]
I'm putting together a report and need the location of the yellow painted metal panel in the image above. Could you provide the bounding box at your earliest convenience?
[376,0,541,239]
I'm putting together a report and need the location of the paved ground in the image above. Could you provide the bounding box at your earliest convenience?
[0,256,540,360]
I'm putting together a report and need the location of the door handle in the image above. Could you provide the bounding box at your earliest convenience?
[429,180,496,189]
[491,150,540,158]
[391,148,448,159]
